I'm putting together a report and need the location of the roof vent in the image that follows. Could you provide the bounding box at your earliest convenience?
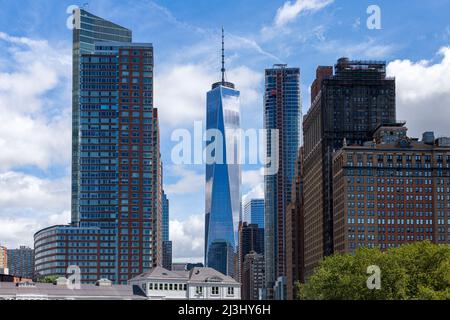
[422,132,435,145]
[96,278,112,287]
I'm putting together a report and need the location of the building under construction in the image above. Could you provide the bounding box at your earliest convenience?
[302,58,396,279]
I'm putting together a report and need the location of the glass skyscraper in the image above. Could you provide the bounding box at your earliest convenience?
[264,65,301,297]
[71,8,132,226]
[34,10,162,284]
[205,30,242,277]
[243,199,265,229]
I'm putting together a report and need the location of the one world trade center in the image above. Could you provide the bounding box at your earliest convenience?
[205,29,241,278]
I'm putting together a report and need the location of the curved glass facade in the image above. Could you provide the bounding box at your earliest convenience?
[205,84,241,277]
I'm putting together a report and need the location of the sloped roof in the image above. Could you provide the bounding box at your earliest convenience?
[129,266,239,285]
[0,282,146,300]
[188,267,238,284]
[129,266,189,281]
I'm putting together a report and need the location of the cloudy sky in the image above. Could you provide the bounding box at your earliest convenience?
[0,0,449,262]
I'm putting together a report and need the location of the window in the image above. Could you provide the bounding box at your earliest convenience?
[196,286,203,295]
[227,287,234,295]
[211,287,219,296]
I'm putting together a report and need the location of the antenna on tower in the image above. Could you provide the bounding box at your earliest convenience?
[221,26,225,84]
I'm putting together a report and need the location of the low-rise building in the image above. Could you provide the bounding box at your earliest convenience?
[129,266,241,300]
[7,246,34,279]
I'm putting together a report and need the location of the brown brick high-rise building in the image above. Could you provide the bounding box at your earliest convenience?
[333,124,450,252]
[34,42,162,284]
[286,148,305,300]
[302,58,396,278]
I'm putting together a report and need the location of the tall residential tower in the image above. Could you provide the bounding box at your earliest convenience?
[34,10,162,284]
[264,65,301,298]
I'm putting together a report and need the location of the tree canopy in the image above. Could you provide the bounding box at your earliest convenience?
[36,275,60,284]
[297,241,450,300]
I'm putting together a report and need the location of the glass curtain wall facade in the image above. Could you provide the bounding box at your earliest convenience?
[264,65,301,296]
[80,42,161,283]
[205,83,242,277]
[243,199,265,229]
[7,246,34,279]
[72,8,132,226]
[35,10,161,285]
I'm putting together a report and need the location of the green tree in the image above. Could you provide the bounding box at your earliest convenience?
[297,241,450,300]
[37,275,60,284]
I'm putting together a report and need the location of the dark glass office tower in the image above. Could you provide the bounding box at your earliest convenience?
[264,65,301,298]
[302,58,396,279]
[162,192,169,242]
[205,30,241,277]
[162,191,172,270]
[243,199,265,229]
[71,8,132,226]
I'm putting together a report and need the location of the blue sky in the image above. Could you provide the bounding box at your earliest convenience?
[0,0,450,262]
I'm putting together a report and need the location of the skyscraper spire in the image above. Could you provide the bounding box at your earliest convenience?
[221,26,225,84]
[212,27,234,90]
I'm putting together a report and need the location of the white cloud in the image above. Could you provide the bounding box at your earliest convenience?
[0,32,72,249]
[155,63,262,127]
[164,166,204,195]
[261,0,334,39]
[0,32,71,170]
[315,37,395,59]
[274,0,334,28]
[242,169,264,203]
[0,171,70,214]
[170,214,204,263]
[155,63,214,127]
[0,171,71,248]
[387,46,450,137]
